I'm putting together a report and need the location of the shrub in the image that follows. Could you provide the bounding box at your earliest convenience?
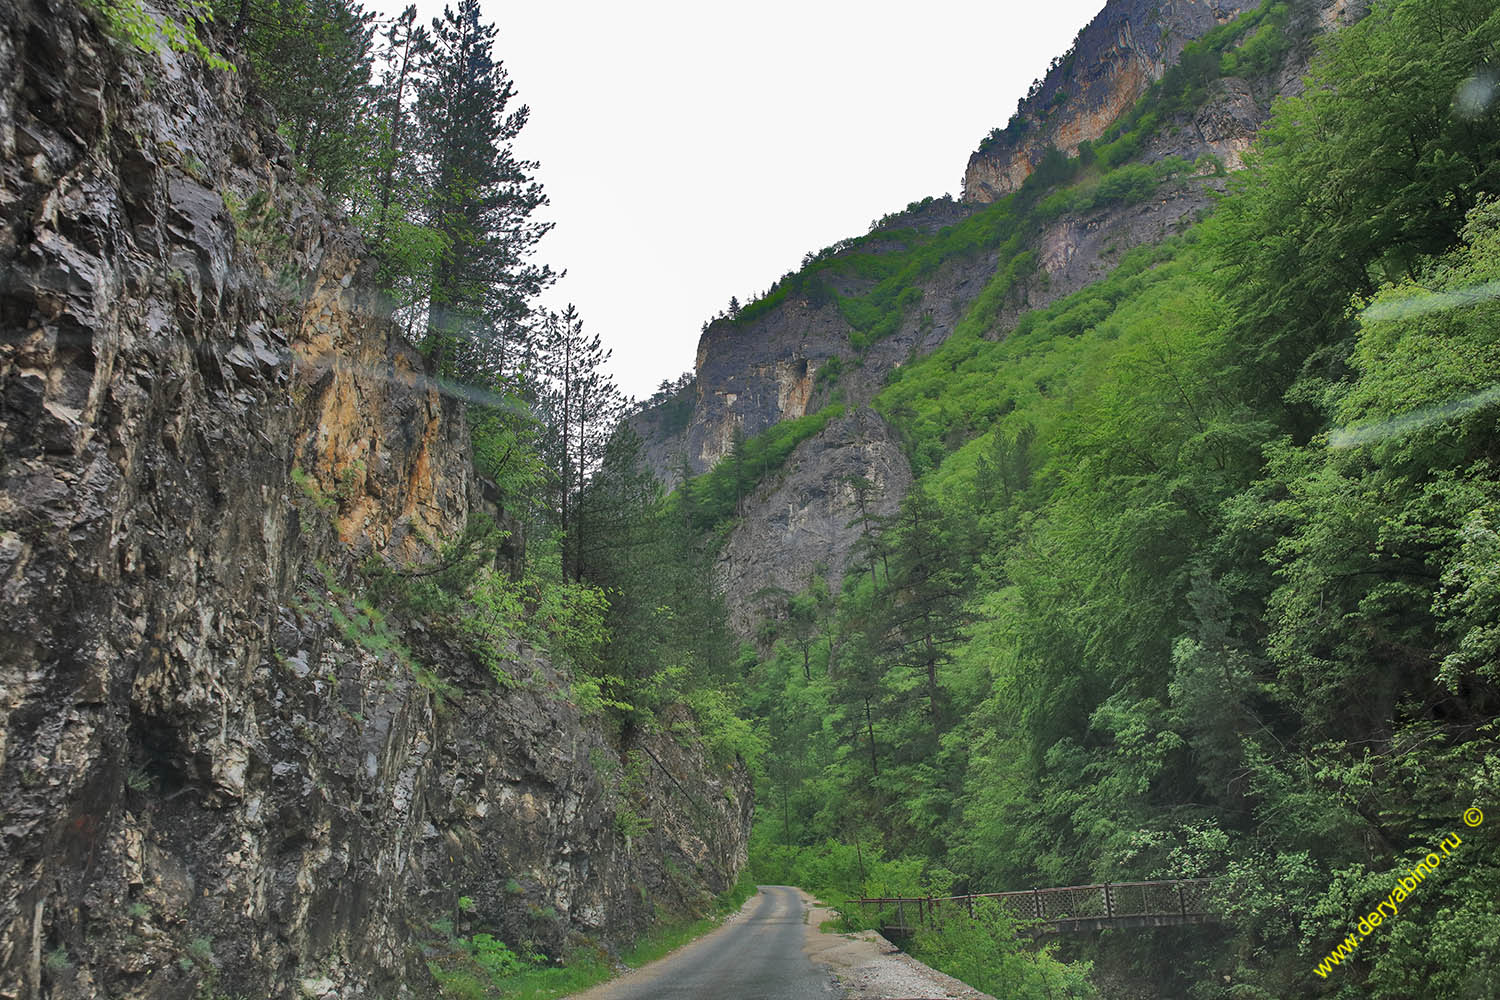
[911,899,1097,1000]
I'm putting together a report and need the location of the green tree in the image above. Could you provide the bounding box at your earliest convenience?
[417,0,554,381]
[368,4,429,236]
[535,306,626,581]
[1206,0,1500,427]
[228,0,377,201]
[872,486,967,738]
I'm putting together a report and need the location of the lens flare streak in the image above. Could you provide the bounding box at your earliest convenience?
[1360,278,1500,323]
[1329,384,1500,449]
[290,351,532,415]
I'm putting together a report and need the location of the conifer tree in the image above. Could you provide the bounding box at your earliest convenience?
[416,0,554,382]
[845,473,890,593]
[229,0,376,201]
[535,306,626,580]
[370,5,428,237]
[874,485,966,738]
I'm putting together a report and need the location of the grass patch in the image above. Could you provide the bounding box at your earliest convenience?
[906,900,1096,999]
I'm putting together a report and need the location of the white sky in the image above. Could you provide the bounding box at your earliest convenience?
[369,0,1105,400]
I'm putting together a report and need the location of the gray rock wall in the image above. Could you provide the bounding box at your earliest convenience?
[632,0,1365,641]
[716,407,911,635]
[961,0,1367,202]
[961,0,1262,202]
[0,4,750,998]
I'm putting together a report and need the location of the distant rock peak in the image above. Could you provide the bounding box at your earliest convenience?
[963,0,1261,202]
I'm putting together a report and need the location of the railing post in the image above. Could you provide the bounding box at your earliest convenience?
[1104,882,1113,919]
[1033,887,1042,920]
[1178,884,1187,917]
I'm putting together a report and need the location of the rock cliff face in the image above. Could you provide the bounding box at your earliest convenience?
[629,198,978,489]
[715,409,911,636]
[0,4,750,999]
[962,0,1261,202]
[633,0,1363,638]
[629,197,998,608]
[962,0,1370,201]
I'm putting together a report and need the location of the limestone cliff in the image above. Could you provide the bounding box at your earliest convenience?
[0,4,750,999]
[962,0,1259,202]
[715,409,911,637]
[962,0,1368,201]
[633,0,1363,638]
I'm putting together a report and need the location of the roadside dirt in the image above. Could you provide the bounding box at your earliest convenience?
[800,892,995,1000]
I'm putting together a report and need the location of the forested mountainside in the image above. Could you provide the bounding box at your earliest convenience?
[0,1,754,998]
[5,0,1500,997]
[635,0,1500,996]
[634,0,1349,636]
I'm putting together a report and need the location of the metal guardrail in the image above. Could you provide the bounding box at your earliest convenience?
[856,878,1216,932]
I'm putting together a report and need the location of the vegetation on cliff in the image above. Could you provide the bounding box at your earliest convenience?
[65,0,762,993]
[725,0,1500,997]
[182,0,754,758]
[976,0,1292,161]
[708,0,1289,363]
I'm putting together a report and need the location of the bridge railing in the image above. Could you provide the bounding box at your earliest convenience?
[856,878,1215,931]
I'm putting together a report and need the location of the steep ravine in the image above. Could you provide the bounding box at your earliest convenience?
[634,0,1365,640]
[0,4,750,999]
[961,0,1263,202]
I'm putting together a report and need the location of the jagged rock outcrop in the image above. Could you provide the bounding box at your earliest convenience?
[962,0,1370,201]
[662,307,843,479]
[629,198,978,488]
[961,0,1261,202]
[0,4,750,999]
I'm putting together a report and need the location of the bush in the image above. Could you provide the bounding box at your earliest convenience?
[910,899,1097,1000]
[469,933,523,976]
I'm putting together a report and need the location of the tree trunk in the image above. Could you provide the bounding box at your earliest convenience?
[923,612,940,739]
[375,26,417,239]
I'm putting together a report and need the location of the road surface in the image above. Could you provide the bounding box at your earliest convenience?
[567,885,841,999]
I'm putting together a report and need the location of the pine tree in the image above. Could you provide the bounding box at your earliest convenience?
[535,306,625,580]
[416,0,554,382]
[830,614,886,781]
[874,485,966,738]
[230,0,376,201]
[844,474,889,592]
[370,5,429,236]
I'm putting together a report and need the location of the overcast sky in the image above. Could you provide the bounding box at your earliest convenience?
[369,0,1105,400]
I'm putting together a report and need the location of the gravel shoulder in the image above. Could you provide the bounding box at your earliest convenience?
[800,892,995,1000]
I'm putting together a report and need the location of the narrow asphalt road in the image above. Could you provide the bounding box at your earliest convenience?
[566,885,841,1000]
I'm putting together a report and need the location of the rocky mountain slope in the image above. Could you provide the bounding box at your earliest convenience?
[964,0,1369,200]
[0,4,749,998]
[962,0,1263,202]
[634,0,1366,636]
